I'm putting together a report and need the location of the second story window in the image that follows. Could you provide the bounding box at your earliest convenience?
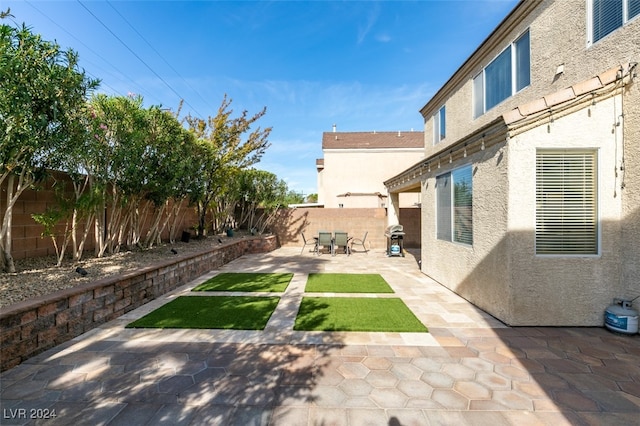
[473,30,530,118]
[589,0,640,45]
[433,105,446,144]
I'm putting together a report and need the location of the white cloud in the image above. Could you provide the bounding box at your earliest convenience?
[375,33,391,43]
[356,3,381,45]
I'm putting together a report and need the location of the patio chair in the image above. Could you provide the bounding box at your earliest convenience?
[300,232,318,254]
[333,231,351,256]
[316,231,333,255]
[350,231,369,254]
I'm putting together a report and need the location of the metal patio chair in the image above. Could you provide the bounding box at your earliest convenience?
[300,232,318,254]
[333,231,351,256]
[350,231,369,254]
[316,231,333,255]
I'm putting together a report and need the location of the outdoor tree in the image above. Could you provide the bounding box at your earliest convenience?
[285,190,305,205]
[235,169,288,233]
[87,94,150,256]
[0,21,98,272]
[184,95,271,236]
[140,106,199,247]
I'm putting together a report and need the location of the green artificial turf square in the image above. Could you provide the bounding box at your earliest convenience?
[305,273,394,293]
[293,297,428,332]
[126,296,280,330]
[192,272,293,292]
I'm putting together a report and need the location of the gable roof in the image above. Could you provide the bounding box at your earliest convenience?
[322,131,424,150]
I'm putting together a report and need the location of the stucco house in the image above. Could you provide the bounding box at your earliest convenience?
[317,128,424,208]
[385,0,639,326]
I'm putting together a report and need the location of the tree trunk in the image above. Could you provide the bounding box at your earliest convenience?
[0,173,26,273]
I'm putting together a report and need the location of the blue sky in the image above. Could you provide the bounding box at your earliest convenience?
[5,0,518,196]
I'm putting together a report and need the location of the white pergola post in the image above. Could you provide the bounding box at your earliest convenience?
[387,191,400,226]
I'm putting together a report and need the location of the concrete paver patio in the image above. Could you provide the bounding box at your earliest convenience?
[1,247,639,425]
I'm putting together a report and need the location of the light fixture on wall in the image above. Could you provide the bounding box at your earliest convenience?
[480,136,485,151]
[449,151,452,163]
[463,144,467,158]
[427,162,431,172]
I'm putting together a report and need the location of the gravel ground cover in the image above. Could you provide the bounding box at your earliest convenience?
[0,236,231,309]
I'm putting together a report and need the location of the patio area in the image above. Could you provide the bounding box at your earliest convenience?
[1,247,639,425]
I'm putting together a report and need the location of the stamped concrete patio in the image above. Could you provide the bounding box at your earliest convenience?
[1,247,639,425]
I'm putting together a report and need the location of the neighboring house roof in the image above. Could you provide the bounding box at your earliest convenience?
[503,63,636,126]
[322,131,424,150]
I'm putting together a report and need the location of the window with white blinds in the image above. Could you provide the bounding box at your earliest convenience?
[590,0,639,44]
[535,151,598,255]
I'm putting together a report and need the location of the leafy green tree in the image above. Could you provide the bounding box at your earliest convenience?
[306,193,318,203]
[235,169,288,233]
[0,21,98,272]
[87,94,149,255]
[141,106,198,247]
[285,191,305,205]
[184,96,271,236]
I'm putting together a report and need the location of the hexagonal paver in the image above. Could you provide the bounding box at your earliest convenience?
[397,379,434,398]
[461,357,495,372]
[411,357,443,373]
[338,362,370,379]
[156,353,189,369]
[454,381,491,400]
[369,388,410,408]
[316,367,345,386]
[513,381,549,399]
[362,357,392,370]
[479,351,512,365]
[310,385,347,406]
[420,372,454,389]
[495,364,531,381]
[431,389,470,410]
[366,370,399,388]
[390,363,423,380]
[339,378,373,396]
[158,375,195,394]
[441,363,475,380]
[551,390,599,411]
[475,371,511,391]
[492,390,535,410]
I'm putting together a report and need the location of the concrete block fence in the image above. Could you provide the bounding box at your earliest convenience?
[0,235,277,372]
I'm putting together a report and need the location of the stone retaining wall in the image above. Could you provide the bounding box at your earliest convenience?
[0,235,278,372]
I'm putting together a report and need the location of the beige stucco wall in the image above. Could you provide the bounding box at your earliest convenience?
[320,148,423,208]
[506,95,624,326]
[416,0,639,326]
[421,140,512,323]
[621,70,640,302]
[421,95,628,326]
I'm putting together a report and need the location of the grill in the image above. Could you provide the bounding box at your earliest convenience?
[385,225,405,257]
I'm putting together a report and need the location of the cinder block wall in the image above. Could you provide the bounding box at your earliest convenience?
[399,208,421,248]
[0,235,277,372]
[1,170,199,261]
[271,207,421,250]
